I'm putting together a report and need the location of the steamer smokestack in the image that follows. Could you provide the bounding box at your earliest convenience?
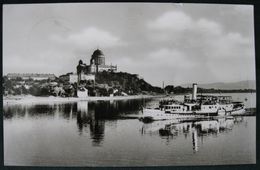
[192,83,197,101]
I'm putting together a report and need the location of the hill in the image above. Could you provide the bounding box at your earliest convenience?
[95,71,164,95]
[181,80,256,90]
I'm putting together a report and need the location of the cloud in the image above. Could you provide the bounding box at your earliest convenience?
[4,55,58,74]
[148,48,195,68]
[147,11,192,31]
[51,27,124,50]
[146,11,225,44]
[225,32,251,44]
[147,11,224,38]
[148,10,252,59]
[145,9,255,84]
[206,32,252,61]
[195,18,223,36]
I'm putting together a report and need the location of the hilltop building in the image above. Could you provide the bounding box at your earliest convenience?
[77,49,117,83]
[59,49,116,85]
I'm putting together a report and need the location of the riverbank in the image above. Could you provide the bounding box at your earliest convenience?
[3,94,164,105]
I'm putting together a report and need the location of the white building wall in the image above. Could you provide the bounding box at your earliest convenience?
[32,77,49,80]
[77,88,88,98]
[69,74,78,84]
[82,74,95,81]
[69,73,95,84]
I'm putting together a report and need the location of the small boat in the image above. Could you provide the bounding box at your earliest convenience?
[230,102,246,115]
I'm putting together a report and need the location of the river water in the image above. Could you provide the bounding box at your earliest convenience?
[4,93,256,166]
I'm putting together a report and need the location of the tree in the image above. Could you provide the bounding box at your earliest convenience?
[15,77,23,81]
[165,85,174,94]
[40,86,50,96]
[28,85,40,96]
[21,85,28,94]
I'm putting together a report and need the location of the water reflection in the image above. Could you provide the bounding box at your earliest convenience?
[192,127,198,152]
[3,95,256,166]
[75,99,150,146]
[76,101,105,146]
[141,117,245,152]
[4,98,148,147]
[4,99,246,150]
[3,104,58,119]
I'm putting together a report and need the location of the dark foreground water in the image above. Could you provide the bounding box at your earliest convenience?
[4,93,256,166]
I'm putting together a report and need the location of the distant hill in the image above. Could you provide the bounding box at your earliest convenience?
[181,80,256,90]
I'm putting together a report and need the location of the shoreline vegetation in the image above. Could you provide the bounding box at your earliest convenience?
[3,73,256,99]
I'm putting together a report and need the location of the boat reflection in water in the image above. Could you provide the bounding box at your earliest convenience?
[141,116,244,152]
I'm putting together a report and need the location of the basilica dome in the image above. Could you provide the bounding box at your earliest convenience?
[92,49,104,56]
[90,49,105,65]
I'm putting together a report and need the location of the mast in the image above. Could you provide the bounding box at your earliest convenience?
[162,81,165,95]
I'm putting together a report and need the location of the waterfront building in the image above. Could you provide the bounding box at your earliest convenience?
[6,73,56,80]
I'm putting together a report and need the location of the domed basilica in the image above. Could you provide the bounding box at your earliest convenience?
[76,49,117,82]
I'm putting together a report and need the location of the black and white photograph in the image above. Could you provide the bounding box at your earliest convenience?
[3,3,256,166]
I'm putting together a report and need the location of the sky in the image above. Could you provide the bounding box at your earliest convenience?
[3,3,255,87]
